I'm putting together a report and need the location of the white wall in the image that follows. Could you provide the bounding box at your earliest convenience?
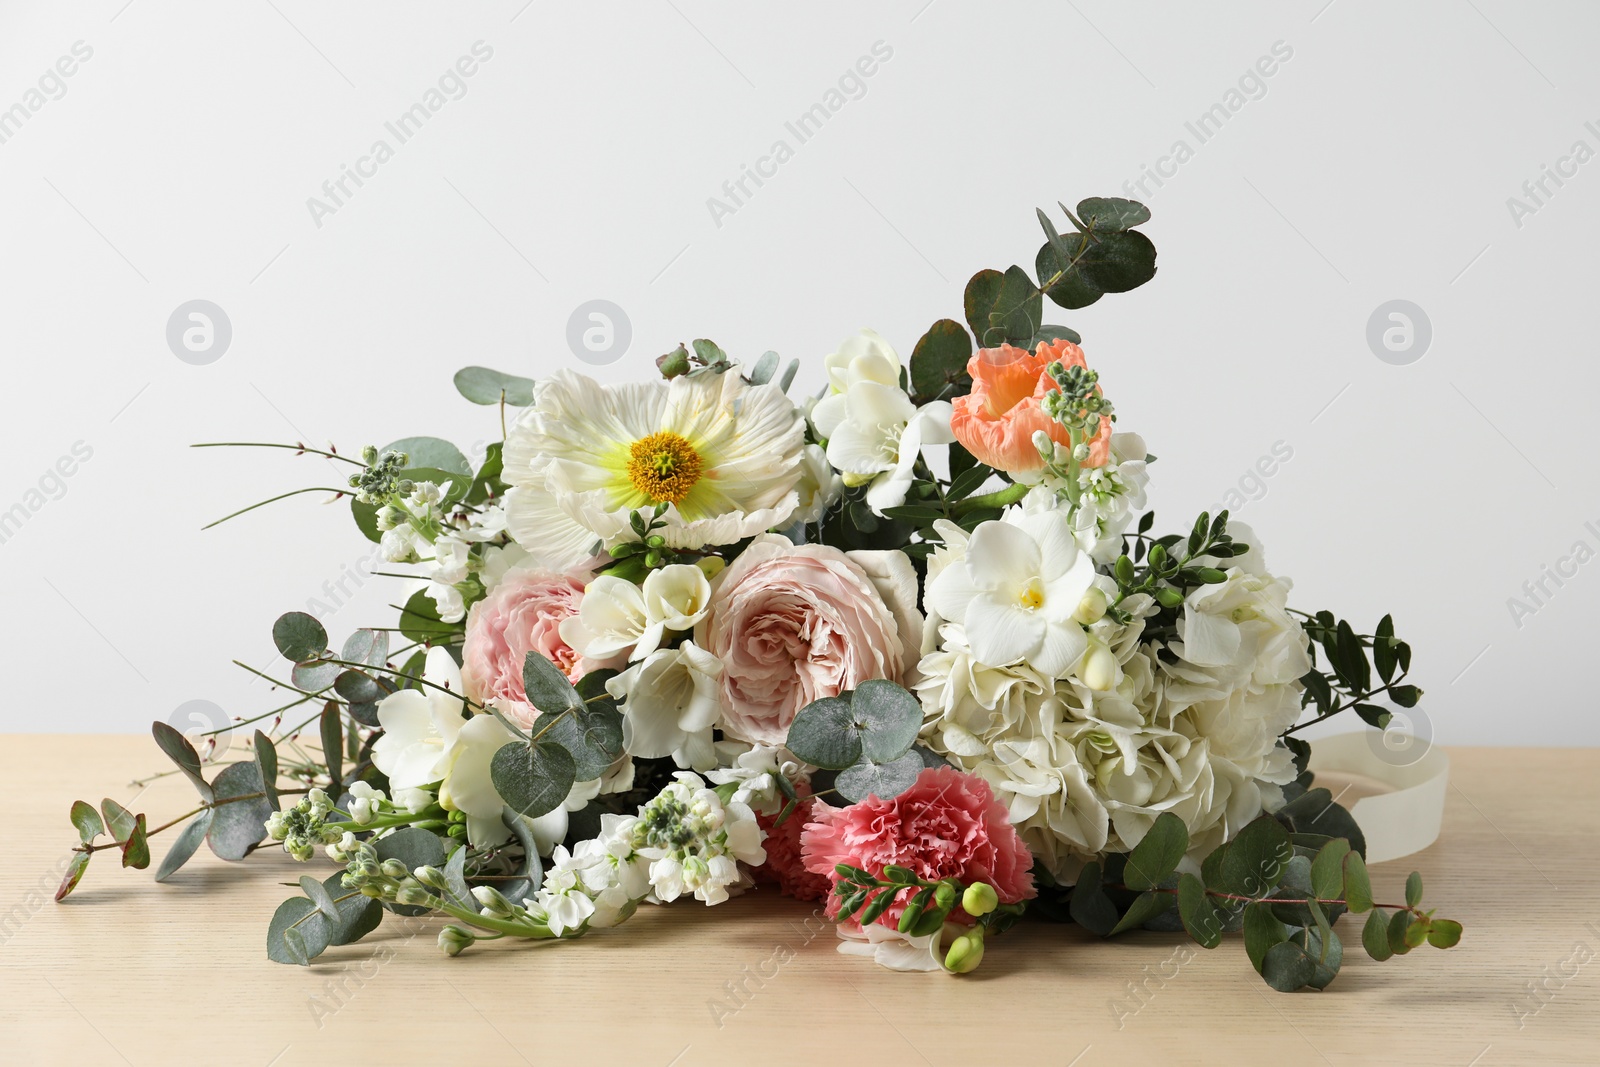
[1,0,1595,746]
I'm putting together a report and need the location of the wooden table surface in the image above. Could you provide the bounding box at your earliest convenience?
[3,736,1595,1066]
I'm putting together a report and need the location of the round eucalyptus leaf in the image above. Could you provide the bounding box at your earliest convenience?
[342,629,390,669]
[490,740,576,820]
[453,366,537,407]
[1075,196,1151,232]
[207,761,274,861]
[785,696,860,770]
[836,750,923,804]
[267,898,330,965]
[1261,940,1318,992]
[334,669,385,705]
[155,809,213,883]
[852,680,923,764]
[531,702,623,781]
[382,436,472,477]
[292,658,341,693]
[1076,230,1158,294]
[272,612,328,664]
[521,652,582,716]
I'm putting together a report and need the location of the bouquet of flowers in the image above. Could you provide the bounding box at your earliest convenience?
[60,198,1459,991]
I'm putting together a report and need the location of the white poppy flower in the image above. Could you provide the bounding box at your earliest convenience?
[502,369,806,571]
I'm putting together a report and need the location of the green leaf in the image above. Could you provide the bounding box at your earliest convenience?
[745,350,780,386]
[1177,873,1222,948]
[442,846,475,911]
[1243,901,1289,974]
[1123,812,1188,892]
[490,740,576,820]
[852,680,923,763]
[320,705,343,791]
[398,589,457,644]
[785,696,861,769]
[55,852,90,902]
[1035,235,1103,311]
[691,338,727,366]
[1075,196,1151,232]
[291,658,341,693]
[342,629,389,669]
[1390,685,1422,708]
[1427,919,1463,949]
[945,466,992,502]
[453,366,536,406]
[1109,891,1173,935]
[1068,862,1119,936]
[254,730,280,811]
[963,265,1043,348]
[334,670,386,706]
[267,898,328,966]
[1200,840,1229,890]
[1403,916,1430,949]
[1217,815,1292,898]
[1387,909,1416,955]
[121,813,150,870]
[351,498,381,543]
[101,799,136,843]
[272,611,328,664]
[522,651,583,716]
[70,801,103,844]
[1405,871,1423,907]
[300,874,343,921]
[1374,614,1397,684]
[1076,230,1158,294]
[1310,838,1351,901]
[531,699,624,781]
[1261,940,1317,992]
[836,751,923,803]
[155,810,213,882]
[383,436,471,477]
[151,722,214,802]
[1029,325,1082,349]
[1354,703,1392,729]
[207,760,274,861]
[466,441,505,506]
[1343,852,1373,913]
[908,318,973,400]
[1277,787,1368,858]
[1363,908,1395,961]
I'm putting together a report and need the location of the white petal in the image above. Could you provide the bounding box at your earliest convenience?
[965,595,1045,668]
[965,521,1041,592]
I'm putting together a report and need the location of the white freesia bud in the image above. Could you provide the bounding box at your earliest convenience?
[1079,641,1118,692]
[1072,587,1108,625]
[1032,429,1053,457]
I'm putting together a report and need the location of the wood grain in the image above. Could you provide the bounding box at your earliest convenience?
[2,736,1595,1066]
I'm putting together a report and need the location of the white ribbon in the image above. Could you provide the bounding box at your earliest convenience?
[1305,732,1449,865]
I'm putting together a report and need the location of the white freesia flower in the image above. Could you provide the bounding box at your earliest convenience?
[371,647,468,799]
[347,781,386,825]
[502,369,805,571]
[605,640,722,770]
[707,741,806,816]
[791,443,843,526]
[925,501,1096,677]
[425,535,471,623]
[809,329,954,513]
[560,564,712,663]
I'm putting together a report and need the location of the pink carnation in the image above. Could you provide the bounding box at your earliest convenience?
[801,767,1035,929]
[461,568,619,727]
[754,793,832,902]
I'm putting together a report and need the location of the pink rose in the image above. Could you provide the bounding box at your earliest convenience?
[801,767,1036,929]
[461,568,618,728]
[694,534,922,745]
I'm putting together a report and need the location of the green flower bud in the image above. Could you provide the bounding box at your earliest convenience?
[944,930,985,974]
[380,858,409,879]
[395,885,435,907]
[962,882,999,917]
[472,885,515,918]
[413,865,448,891]
[934,881,957,910]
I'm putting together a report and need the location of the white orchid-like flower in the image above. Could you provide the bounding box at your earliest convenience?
[502,369,805,571]
[809,329,954,513]
[925,502,1097,677]
[790,443,844,527]
[605,640,723,770]
[559,564,712,663]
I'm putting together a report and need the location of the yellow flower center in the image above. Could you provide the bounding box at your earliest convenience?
[1018,577,1045,610]
[627,431,704,505]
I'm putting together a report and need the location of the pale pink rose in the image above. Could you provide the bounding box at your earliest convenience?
[461,568,619,728]
[801,766,1036,930]
[694,534,921,746]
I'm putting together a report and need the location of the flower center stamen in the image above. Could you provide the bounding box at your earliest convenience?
[627,431,704,505]
[1018,577,1045,611]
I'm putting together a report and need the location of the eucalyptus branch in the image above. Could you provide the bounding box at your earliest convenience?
[192,441,365,467]
[202,487,353,530]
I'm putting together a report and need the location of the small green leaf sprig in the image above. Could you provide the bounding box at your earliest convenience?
[1063,812,1461,992]
[1286,610,1423,736]
[831,864,1023,974]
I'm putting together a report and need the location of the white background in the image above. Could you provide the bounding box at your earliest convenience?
[1,0,1595,746]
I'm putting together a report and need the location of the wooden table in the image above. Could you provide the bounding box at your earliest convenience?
[3,737,1595,1066]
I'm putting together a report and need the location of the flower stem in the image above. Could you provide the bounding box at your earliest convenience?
[951,482,1029,517]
